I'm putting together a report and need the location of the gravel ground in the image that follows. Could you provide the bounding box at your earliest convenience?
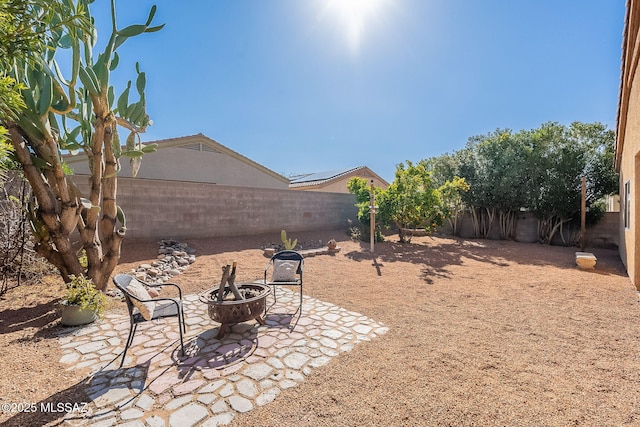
[1,229,639,426]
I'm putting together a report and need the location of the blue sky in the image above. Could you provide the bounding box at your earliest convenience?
[93,0,625,183]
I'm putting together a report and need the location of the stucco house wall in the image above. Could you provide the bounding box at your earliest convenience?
[616,0,640,289]
[66,134,289,190]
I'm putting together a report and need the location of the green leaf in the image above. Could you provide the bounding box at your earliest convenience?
[141,143,158,153]
[38,74,53,117]
[116,205,126,228]
[68,126,81,142]
[59,34,73,49]
[17,115,45,141]
[113,34,126,50]
[112,130,122,158]
[130,102,145,125]
[78,67,99,96]
[30,155,52,170]
[92,54,109,89]
[146,5,157,26]
[125,102,137,119]
[121,150,144,158]
[109,52,119,71]
[108,85,115,108]
[118,24,146,38]
[144,24,165,33]
[117,81,131,115]
[125,131,136,151]
[136,72,146,96]
[51,93,70,113]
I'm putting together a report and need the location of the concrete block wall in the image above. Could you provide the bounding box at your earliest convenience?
[439,211,619,248]
[584,212,619,249]
[72,176,358,240]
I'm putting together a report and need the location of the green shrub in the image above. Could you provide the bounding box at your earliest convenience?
[61,275,107,316]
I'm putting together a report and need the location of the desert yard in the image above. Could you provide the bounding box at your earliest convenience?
[1,230,639,426]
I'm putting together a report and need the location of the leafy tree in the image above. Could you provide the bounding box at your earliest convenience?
[420,153,470,236]
[0,75,22,180]
[426,121,618,245]
[528,122,617,244]
[455,142,496,238]
[379,161,443,243]
[2,0,163,289]
[437,176,470,236]
[349,162,468,243]
[475,130,533,239]
[0,0,58,179]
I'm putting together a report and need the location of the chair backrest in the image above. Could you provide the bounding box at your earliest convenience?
[270,250,304,274]
[112,274,138,315]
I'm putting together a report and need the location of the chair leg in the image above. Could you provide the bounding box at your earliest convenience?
[120,323,137,368]
[180,308,187,334]
[177,315,185,357]
[299,287,303,318]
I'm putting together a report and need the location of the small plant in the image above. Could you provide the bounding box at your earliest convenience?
[78,249,88,271]
[61,275,107,316]
[281,229,298,250]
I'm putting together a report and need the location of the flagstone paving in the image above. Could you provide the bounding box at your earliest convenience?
[57,288,388,426]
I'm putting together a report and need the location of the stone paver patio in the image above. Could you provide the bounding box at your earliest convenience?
[57,288,388,426]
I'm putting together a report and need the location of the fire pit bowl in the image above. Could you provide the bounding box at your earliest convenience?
[199,283,271,338]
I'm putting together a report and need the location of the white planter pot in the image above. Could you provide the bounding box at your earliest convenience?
[60,305,97,326]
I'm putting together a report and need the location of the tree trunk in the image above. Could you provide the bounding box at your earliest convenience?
[499,210,517,240]
[7,98,126,291]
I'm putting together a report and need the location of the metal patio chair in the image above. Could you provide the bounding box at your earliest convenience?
[264,250,304,321]
[112,274,186,368]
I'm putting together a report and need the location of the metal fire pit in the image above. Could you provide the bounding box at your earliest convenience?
[199,283,271,338]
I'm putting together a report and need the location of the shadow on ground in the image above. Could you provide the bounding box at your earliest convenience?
[1,377,91,427]
[0,299,61,336]
[345,236,627,284]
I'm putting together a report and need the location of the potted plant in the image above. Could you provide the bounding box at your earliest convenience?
[59,275,107,326]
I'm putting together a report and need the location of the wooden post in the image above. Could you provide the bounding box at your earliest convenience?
[370,180,375,253]
[580,176,586,250]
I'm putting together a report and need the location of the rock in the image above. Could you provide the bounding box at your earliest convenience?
[131,239,196,284]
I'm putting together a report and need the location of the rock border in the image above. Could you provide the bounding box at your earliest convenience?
[128,239,196,284]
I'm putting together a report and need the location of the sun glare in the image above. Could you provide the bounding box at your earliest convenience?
[324,0,386,52]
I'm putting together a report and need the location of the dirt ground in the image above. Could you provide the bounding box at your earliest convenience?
[1,229,640,426]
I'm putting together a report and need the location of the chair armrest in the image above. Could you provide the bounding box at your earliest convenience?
[265,279,301,285]
[138,279,183,300]
[150,297,182,306]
